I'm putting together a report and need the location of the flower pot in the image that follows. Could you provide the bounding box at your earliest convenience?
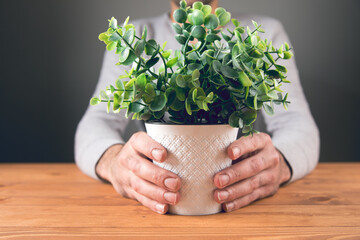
[145,123,239,215]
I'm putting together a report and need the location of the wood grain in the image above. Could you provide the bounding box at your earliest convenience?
[0,163,360,239]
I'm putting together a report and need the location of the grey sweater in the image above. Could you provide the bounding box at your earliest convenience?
[75,12,320,183]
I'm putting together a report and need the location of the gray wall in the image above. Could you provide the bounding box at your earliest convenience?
[1,0,359,163]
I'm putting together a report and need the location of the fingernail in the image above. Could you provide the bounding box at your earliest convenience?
[219,174,230,187]
[217,191,229,201]
[155,203,165,214]
[225,202,234,212]
[152,149,164,162]
[164,178,178,190]
[164,192,177,205]
[231,147,241,158]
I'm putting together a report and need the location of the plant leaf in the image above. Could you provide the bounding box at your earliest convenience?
[149,94,167,111]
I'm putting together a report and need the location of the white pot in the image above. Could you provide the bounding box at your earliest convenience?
[145,123,239,215]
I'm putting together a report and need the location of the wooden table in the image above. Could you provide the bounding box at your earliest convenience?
[0,163,360,239]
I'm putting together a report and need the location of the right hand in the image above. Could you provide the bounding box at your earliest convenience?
[95,131,181,214]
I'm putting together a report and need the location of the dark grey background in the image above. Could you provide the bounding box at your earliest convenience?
[1,0,359,163]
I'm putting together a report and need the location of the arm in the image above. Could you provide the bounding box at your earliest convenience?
[212,19,320,212]
[74,50,130,180]
[75,51,181,214]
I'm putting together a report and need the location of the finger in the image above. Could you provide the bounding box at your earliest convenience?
[129,188,169,215]
[227,133,271,160]
[129,173,180,205]
[129,131,167,162]
[126,151,181,192]
[223,184,277,212]
[214,149,276,188]
[214,169,276,203]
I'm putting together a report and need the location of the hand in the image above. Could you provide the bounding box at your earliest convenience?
[95,131,181,214]
[213,132,291,212]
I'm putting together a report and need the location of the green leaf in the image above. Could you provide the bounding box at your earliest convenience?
[109,17,118,29]
[263,103,274,115]
[145,83,155,96]
[145,39,157,55]
[242,108,257,125]
[123,28,135,44]
[192,69,200,80]
[175,86,186,101]
[265,52,276,64]
[192,88,198,102]
[109,32,120,41]
[141,26,147,40]
[162,50,172,59]
[193,1,203,10]
[215,7,226,17]
[238,71,252,86]
[192,26,206,39]
[188,63,203,71]
[192,9,205,25]
[275,64,287,73]
[202,5,212,16]
[172,23,183,34]
[122,50,137,65]
[135,73,147,90]
[106,42,117,51]
[100,90,109,101]
[115,79,125,91]
[150,94,167,111]
[229,111,240,128]
[221,32,231,41]
[107,100,111,113]
[175,35,187,45]
[206,33,221,43]
[119,47,130,63]
[90,97,100,106]
[220,65,238,79]
[218,11,231,26]
[212,60,222,73]
[129,101,145,113]
[185,98,192,115]
[176,75,187,88]
[134,39,145,56]
[166,57,178,68]
[145,57,159,68]
[98,32,109,42]
[165,88,177,106]
[257,82,268,96]
[204,14,219,30]
[174,8,187,23]
[283,51,293,59]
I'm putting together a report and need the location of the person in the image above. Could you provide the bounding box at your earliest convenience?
[75,0,320,214]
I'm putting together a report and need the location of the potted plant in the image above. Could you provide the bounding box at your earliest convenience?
[90,0,292,215]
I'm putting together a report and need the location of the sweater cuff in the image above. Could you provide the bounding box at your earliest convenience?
[76,139,124,180]
[272,139,307,184]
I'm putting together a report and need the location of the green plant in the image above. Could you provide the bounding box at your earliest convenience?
[90,0,292,135]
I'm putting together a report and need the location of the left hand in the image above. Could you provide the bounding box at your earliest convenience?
[213,132,291,212]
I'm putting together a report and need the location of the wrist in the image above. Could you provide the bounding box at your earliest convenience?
[277,150,292,184]
[95,144,124,182]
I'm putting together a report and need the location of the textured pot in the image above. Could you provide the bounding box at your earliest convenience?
[145,123,239,215]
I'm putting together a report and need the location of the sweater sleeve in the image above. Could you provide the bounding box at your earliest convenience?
[74,50,131,180]
[262,20,320,183]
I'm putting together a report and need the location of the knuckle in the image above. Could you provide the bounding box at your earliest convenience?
[250,176,259,191]
[130,180,141,193]
[250,191,259,202]
[128,158,140,173]
[131,131,145,143]
[227,167,241,183]
[151,171,166,186]
[250,157,263,173]
[262,133,271,142]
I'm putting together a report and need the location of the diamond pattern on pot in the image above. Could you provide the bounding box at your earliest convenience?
[151,134,233,215]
